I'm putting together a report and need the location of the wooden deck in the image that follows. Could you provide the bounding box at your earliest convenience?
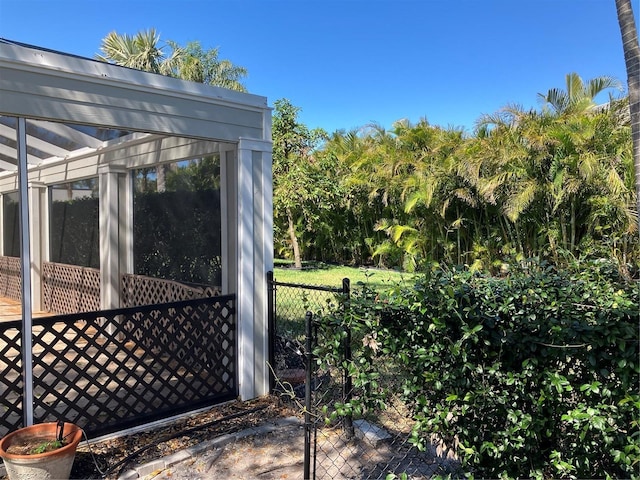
[0,297,51,322]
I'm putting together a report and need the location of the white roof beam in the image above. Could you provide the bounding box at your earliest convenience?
[0,143,42,165]
[29,119,104,149]
[0,158,17,171]
[0,123,71,158]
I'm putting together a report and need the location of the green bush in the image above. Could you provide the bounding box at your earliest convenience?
[133,190,222,285]
[50,196,100,268]
[321,259,639,478]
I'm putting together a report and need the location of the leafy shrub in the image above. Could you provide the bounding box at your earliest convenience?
[319,258,639,478]
[50,196,100,268]
[133,190,222,285]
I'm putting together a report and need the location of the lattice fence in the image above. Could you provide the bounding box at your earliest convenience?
[122,273,221,308]
[41,265,222,314]
[0,320,21,432]
[0,256,21,301]
[0,295,236,439]
[42,262,100,314]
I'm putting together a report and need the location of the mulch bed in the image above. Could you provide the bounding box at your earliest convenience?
[68,395,296,479]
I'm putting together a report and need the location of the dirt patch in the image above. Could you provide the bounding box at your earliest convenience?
[79,397,290,479]
[127,416,455,480]
[0,338,457,479]
[148,418,305,480]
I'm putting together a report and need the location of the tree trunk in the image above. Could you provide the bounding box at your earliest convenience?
[615,0,640,219]
[570,199,576,253]
[157,165,166,192]
[287,208,302,268]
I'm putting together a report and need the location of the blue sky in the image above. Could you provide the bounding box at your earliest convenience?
[0,0,634,134]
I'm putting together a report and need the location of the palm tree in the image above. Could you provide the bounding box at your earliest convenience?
[172,41,247,92]
[474,93,636,265]
[473,106,548,257]
[614,0,640,222]
[97,29,248,191]
[537,72,622,115]
[97,29,247,91]
[96,29,180,75]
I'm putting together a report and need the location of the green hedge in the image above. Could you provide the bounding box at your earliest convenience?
[327,259,639,478]
[50,197,100,268]
[133,190,221,285]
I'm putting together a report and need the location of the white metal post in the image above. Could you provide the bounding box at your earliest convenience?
[17,117,34,426]
[236,138,272,400]
[98,164,125,311]
[237,141,255,400]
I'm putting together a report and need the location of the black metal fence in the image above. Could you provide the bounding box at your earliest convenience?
[0,295,236,439]
[267,271,347,392]
[267,272,459,479]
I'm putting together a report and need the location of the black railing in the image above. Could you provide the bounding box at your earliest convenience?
[0,295,236,439]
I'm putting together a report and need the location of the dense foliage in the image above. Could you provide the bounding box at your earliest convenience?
[316,259,639,478]
[273,76,638,277]
[50,197,100,268]
[272,99,332,268]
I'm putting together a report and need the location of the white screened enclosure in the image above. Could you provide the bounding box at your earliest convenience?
[0,39,273,408]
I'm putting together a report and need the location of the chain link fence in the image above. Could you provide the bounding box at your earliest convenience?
[268,272,461,479]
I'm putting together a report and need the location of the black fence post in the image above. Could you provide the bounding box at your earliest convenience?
[303,311,314,480]
[267,271,275,392]
[342,278,355,439]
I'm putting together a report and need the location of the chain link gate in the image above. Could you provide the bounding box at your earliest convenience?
[268,271,457,480]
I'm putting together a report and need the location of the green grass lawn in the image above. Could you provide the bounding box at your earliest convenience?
[272,262,415,290]
[272,262,416,338]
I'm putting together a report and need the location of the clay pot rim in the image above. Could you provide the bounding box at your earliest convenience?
[0,422,83,460]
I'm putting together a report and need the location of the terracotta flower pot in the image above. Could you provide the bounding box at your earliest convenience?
[0,422,83,480]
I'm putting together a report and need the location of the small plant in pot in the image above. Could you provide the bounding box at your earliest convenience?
[0,421,83,480]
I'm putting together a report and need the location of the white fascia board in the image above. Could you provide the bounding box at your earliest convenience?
[1,68,265,142]
[0,42,269,114]
[99,131,159,150]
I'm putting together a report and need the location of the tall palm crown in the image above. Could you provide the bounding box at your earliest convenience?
[537,72,622,115]
[96,29,247,92]
[96,29,179,75]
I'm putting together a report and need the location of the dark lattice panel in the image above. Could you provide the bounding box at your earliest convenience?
[121,273,221,308]
[29,295,236,438]
[0,320,23,435]
[0,256,22,301]
[42,262,101,314]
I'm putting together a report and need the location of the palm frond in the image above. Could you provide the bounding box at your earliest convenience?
[503,180,538,222]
